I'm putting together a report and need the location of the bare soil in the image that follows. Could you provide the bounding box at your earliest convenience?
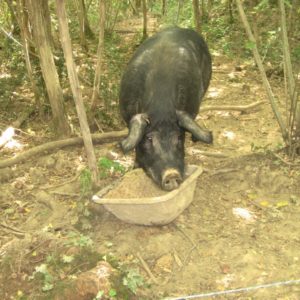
[1,16,300,300]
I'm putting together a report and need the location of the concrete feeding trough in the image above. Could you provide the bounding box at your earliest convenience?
[92,165,202,226]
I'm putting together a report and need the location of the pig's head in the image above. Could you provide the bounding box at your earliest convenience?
[120,111,212,191]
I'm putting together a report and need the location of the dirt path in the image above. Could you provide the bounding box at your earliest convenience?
[1,15,300,300]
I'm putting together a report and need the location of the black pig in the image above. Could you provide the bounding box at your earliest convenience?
[119,27,212,191]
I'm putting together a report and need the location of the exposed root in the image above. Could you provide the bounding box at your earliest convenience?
[0,130,128,169]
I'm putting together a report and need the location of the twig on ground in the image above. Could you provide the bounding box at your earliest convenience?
[173,224,201,256]
[271,152,294,166]
[208,168,239,176]
[137,252,159,285]
[189,149,229,158]
[50,191,80,197]
[201,101,265,113]
[94,118,104,133]
[42,173,81,190]
[0,223,26,237]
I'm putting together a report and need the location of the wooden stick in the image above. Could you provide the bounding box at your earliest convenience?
[137,252,159,285]
[201,101,264,113]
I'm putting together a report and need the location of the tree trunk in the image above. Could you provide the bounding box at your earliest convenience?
[192,0,201,33]
[91,0,105,109]
[142,0,147,39]
[81,0,94,38]
[4,0,20,34]
[207,0,213,19]
[16,0,42,116]
[135,0,141,10]
[21,0,34,46]
[227,0,234,23]
[162,0,166,15]
[76,0,88,50]
[56,0,99,184]
[235,0,287,141]
[176,0,183,24]
[41,0,55,48]
[278,0,299,148]
[27,0,69,137]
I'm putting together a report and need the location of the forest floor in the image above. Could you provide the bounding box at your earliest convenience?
[1,15,300,300]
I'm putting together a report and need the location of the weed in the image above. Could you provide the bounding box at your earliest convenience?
[98,157,126,179]
[80,168,92,195]
[122,269,144,294]
[29,263,54,292]
[65,232,94,248]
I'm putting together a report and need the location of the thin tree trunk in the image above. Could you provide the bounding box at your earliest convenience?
[278,0,295,100]
[278,0,299,147]
[91,0,105,109]
[162,0,166,15]
[192,0,201,33]
[129,0,138,15]
[235,0,287,141]
[228,0,234,23]
[56,0,99,184]
[76,0,88,50]
[41,0,54,48]
[21,0,33,46]
[207,0,213,19]
[142,0,147,39]
[4,0,20,34]
[81,0,94,38]
[176,0,183,24]
[16,0,42,116]
[27,0,69,137]
[135,0,141,10]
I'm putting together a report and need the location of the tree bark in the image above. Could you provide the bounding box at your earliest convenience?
[81,0,94,38]
[91,0,105,109]
[192,0,201,33]
[176,0,183,24]
[4,0,20,34]
[162,0,166,15]
[41,0,54,48]
[21,0,33,46]
[27,0,69,137]
[278,0,299,145]
[235,0,287,141]
[16,0,42,115]
[135,0,141,10]
[76,0,88,50]
[142,0,147,39]
[56,0,99,184]
[76,0,94,49]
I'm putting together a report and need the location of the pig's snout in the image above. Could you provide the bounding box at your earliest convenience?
[162,169,182,191]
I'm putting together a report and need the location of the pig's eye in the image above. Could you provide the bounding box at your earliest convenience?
[146,136,153,142]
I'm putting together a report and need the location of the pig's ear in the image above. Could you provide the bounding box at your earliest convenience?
[120,113,149,153]
[176,110,213,144]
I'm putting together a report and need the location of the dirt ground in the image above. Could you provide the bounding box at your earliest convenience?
[1,17,300,300]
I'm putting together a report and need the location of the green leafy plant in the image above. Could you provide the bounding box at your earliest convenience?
[65,232,93,248]
[80,168,92,195]
[30,263,54,292]
[109,288,117,298]
[93,290,104,300]
[98,157,125,179]
[122,269,144,294]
